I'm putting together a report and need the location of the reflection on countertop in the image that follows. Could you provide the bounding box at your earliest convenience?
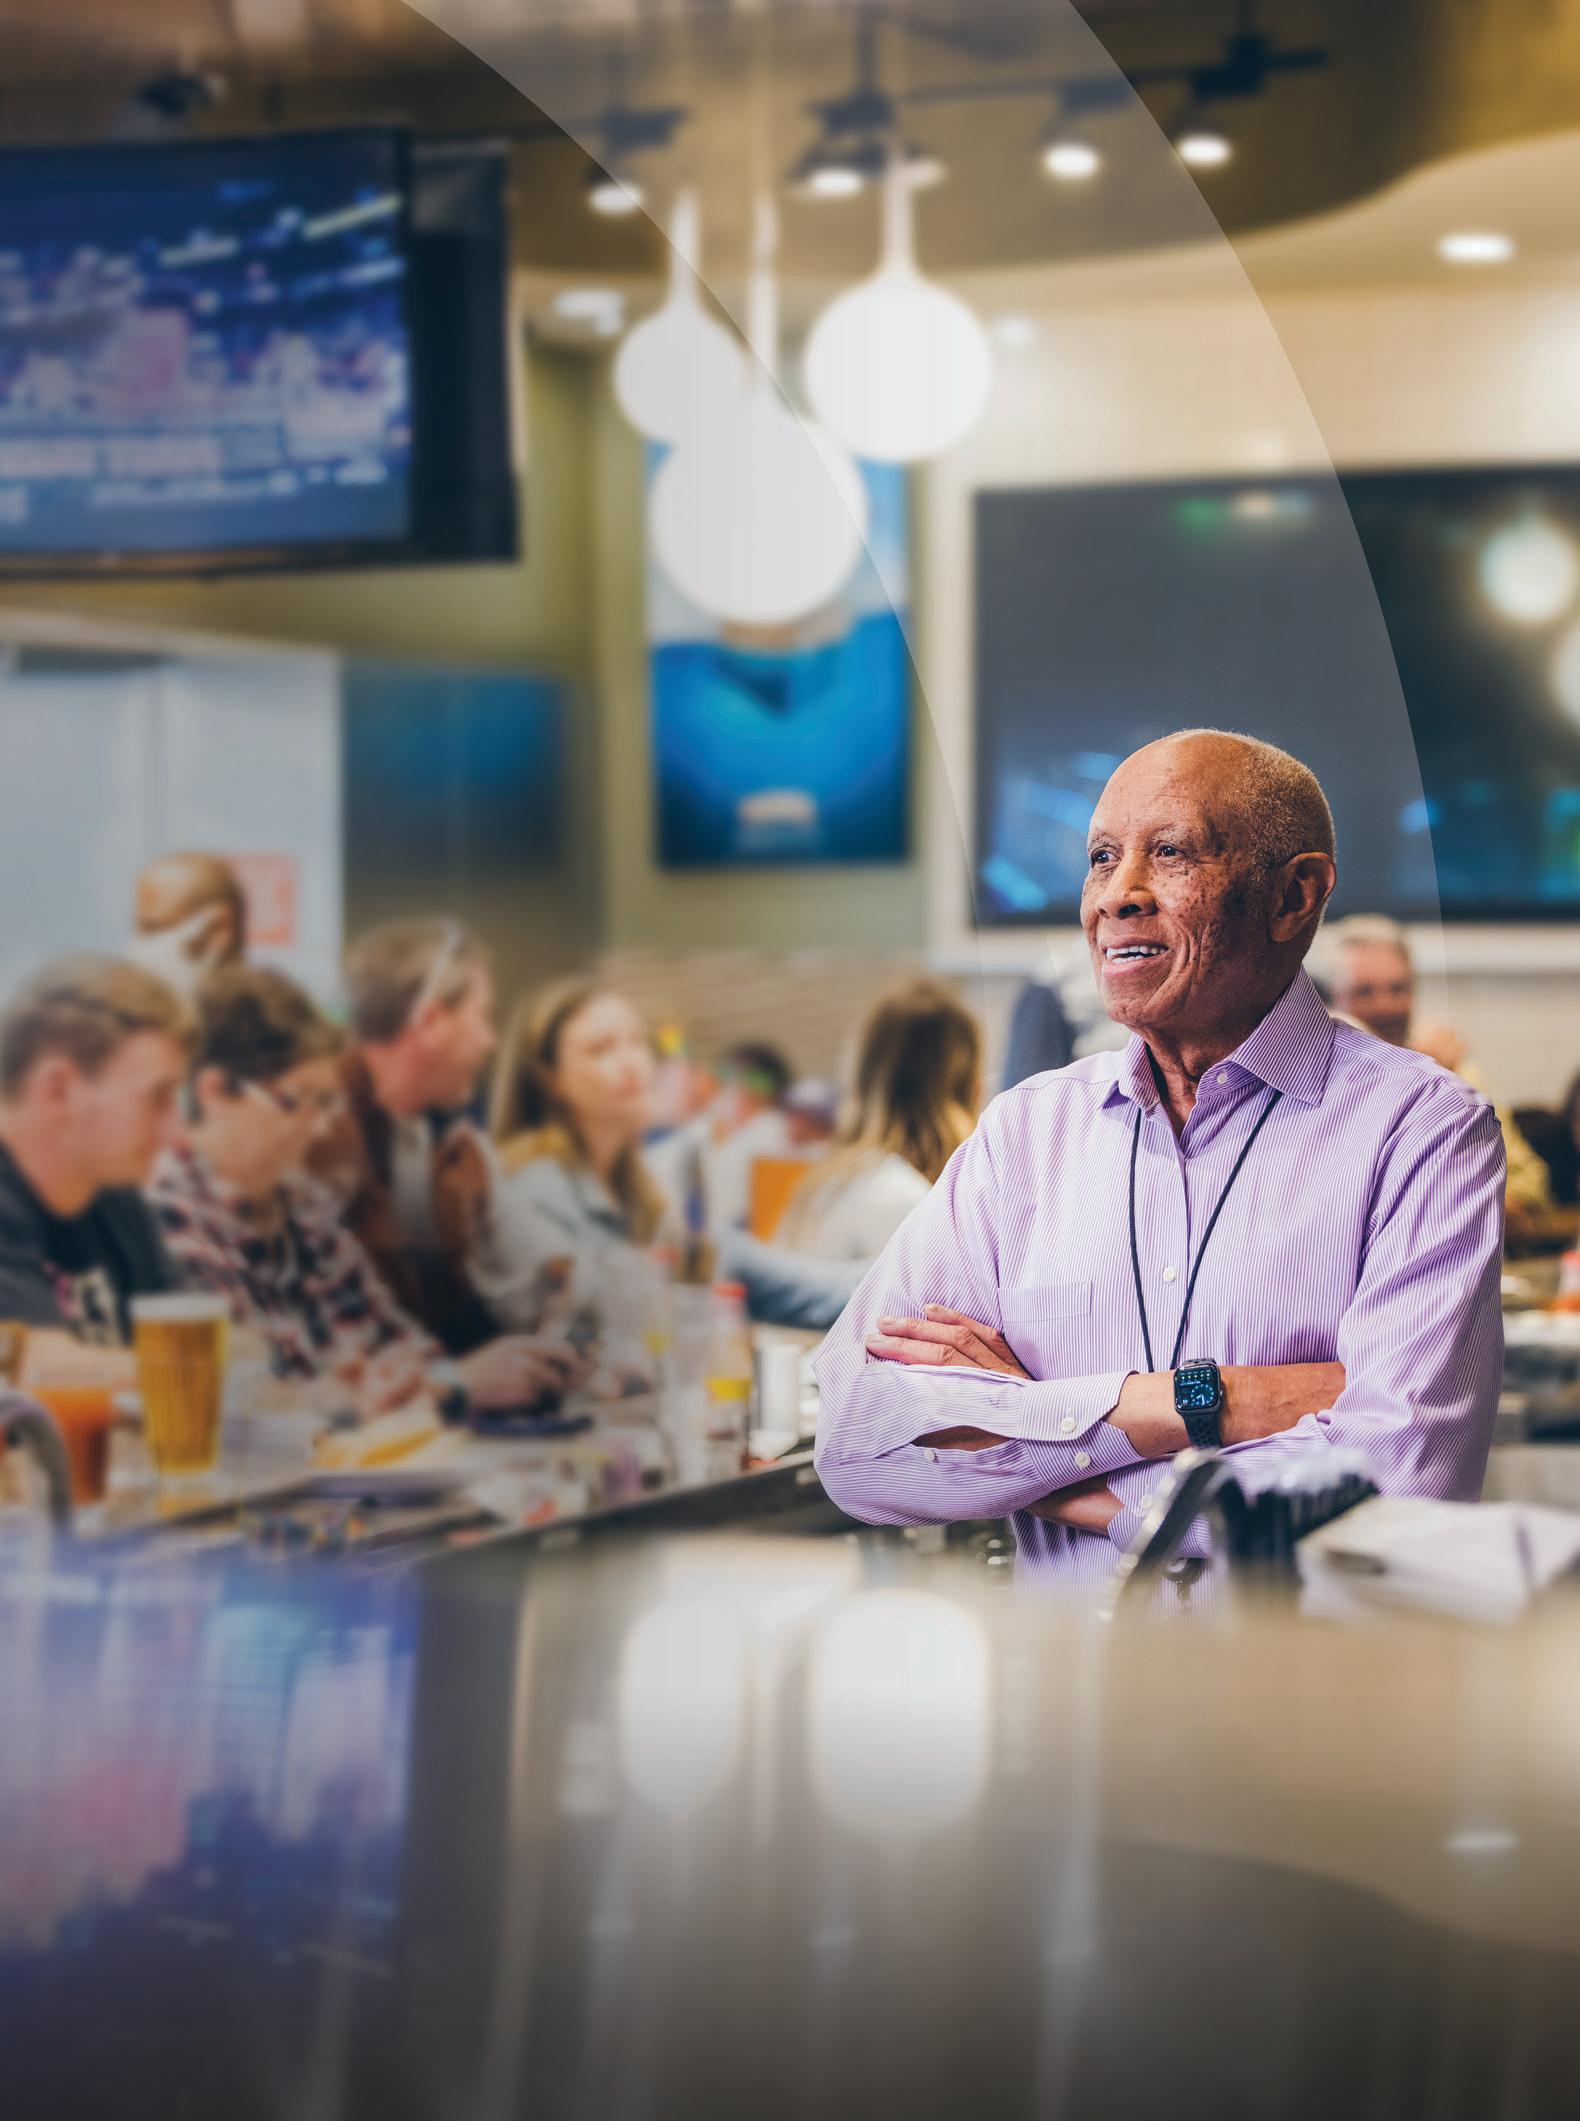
[3,1531,1580,2120]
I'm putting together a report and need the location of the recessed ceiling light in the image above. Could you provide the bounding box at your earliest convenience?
[1175,127,1232,170]
[1041,139,1101,182]
[991,315,1038,352]
[552,287,625,322]
[1437,230,1515,265]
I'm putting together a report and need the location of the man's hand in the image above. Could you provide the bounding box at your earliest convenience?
[865,1305,1031,1380]
[457,1336,584,1412]
[352,1346,430,1420]
[1413,1020,1469,1074]
[1027,1478,1123,1534]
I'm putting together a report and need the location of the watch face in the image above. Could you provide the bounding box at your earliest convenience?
[1176,1368,1220,1411]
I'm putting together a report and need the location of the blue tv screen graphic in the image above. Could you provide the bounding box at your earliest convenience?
[0,130,413,558]
[975,471,1580,924]
[649,454,911,869]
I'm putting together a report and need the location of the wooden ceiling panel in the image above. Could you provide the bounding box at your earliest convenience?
[0,0,1577,284]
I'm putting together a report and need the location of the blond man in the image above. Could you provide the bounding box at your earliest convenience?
[0,957,191,1373]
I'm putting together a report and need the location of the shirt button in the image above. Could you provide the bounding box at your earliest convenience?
[1075,1451,1092,1471]
[923,1447,938,1462]
[1162,1264,1178,1283]
[1059,1417,1077,1436]
[1215,1072,1228,1086]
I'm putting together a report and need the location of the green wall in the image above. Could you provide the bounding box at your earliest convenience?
[0,343,931,966]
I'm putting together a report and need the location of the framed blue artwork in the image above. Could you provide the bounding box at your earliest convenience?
[648,452,910,868]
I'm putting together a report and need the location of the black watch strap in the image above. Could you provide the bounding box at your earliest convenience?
[1173,1358,1224,1450]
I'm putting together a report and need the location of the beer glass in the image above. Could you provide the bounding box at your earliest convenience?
[131,1294,230,1480]
[29,1376,116,1506]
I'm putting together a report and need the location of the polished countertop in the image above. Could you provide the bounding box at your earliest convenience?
[3,1525,1580,2120]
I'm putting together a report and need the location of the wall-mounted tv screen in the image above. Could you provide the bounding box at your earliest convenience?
[0,128,515,572]
[974,469,1580,924]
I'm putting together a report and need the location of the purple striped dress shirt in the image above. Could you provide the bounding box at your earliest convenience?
[813,970,1506,1600]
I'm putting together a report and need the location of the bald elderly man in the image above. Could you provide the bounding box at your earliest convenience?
[814,730,1506,1600]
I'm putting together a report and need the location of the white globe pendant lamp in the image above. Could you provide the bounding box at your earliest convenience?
[650,197,867,627]
[614,186,744,446]
[803,148,992,464]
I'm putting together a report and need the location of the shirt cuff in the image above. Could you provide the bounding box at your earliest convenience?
[970,1370,1133,1446]
[1105,1492,1213,1560]
[929,1412,1139,1483]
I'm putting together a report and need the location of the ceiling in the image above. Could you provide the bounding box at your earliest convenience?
[3,0,1580,292]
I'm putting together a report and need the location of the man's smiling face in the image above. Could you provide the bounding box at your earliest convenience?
[1080,736,1279,1046]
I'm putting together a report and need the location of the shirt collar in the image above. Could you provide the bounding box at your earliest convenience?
[1104,968,1336,1112]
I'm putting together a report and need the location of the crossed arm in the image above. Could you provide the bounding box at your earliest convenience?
[812,1089,1506,1536]
[810,1124,1351,1534]
[864,1302,1342,1530]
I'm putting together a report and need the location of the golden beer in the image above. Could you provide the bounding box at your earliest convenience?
[132,1294,230,1478]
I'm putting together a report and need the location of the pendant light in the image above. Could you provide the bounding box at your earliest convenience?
[649,196,867,627]
[613,186,743,446]
[803,149,992,465]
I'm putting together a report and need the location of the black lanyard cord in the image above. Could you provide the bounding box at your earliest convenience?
[1128,1085,1283,1375]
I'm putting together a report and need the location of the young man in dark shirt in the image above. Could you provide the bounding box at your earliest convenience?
[0,956,192,1371]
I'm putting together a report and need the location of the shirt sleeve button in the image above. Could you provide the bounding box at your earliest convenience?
[1059,1417,1077,1435]
[923,1447,938,1462]
[1075,1451,1092,1471]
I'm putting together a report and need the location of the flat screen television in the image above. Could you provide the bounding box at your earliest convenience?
[0,128,515,571]
[974,469,1580,924]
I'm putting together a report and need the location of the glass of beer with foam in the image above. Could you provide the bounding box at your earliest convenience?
[132,1294,230,1480]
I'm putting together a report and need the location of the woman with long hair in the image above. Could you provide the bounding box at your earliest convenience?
[776,980,982,1261]
[490,978,673,1282]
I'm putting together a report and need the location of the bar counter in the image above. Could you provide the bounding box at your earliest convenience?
[4,1522,1580,2120]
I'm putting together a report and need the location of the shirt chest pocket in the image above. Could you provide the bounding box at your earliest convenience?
[999,1281,1092,1377]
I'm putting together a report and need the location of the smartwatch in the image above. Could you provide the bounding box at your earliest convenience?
[1172,1357,1224,1450]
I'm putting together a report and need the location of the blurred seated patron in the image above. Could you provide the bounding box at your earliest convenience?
[0,956,190,1379]
[490,980,675,1316]
[718,984,982,1332]
[782,1078,839,1152]
[1322,913,1554,1241]
[999,955,1077,1092]
[778,981,982,1262]
[1513,1070,1580,1217]
[131,851,248,998]
[312,920,579,1409]
[146,967,570,1420]
[649,1040,793,1243]
[816,732,1506,1600]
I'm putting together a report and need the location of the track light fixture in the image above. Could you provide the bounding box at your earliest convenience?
[586,166,645,216]
[790,18,945,201]
[584,60,688,218]
[790,134,943,201]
